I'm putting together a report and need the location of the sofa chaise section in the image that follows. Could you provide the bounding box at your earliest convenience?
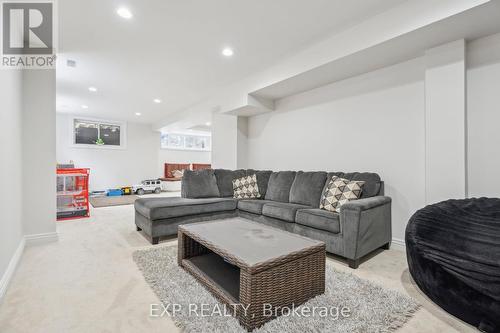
[134,197,238,244]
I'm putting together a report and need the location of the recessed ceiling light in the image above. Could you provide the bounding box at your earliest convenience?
[153,98,162,104]
[117,7,133,19]
[206,122,212,126]
[88,86,97,92]
[81,105,89,109]
[222,47,234,57]
[135,112,142,116]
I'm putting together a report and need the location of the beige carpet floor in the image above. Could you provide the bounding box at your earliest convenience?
[0,198,477,333]
[90,195,139,208]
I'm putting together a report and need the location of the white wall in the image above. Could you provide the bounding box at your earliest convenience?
[424,40,466,204]
[22,70,57,236]
[0,70,24,284]
[56,114,160,191]
[57,114,212,190]
[237,117,249,169]
[245,33,500,242]
[467,33,500,198]
[247,58,427,242]
[211,113,238,169]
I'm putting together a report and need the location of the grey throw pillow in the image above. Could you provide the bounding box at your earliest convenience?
[181,169,220,198]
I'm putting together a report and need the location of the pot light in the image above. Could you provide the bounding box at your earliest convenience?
[206,122,211,126]
[135,112,142,116]
[153,98,162,104]
[222,47,234,57]
[88,86,97,92]
[117,7,133,19]
[81,105,89,109]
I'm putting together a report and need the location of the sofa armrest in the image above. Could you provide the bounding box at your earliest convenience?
[340,196,392,260]
[341,196,391,212]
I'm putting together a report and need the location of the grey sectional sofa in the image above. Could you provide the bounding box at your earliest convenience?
[134,169,392,268]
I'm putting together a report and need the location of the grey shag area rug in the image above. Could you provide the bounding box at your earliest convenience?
[133,246,419,333]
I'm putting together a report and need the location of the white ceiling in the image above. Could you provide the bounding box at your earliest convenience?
[56,0,407,124]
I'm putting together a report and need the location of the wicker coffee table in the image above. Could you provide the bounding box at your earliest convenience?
[178,218,326,331]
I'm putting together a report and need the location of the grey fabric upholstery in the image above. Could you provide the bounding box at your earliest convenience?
[340,196,392,259]
[135,168,391,268]
[245,169,273,197]
[214,169,247,197]
[239,210,295,233]
[136,210,238,238]
[289,171,327,207]
[181,169,221,198]
[295,208,340,234]
[341,196,390,212]
[344,172,382,198]
[262,201,310,222]
[135,197,236,220]
[349,172,382,198]
[325,172,382,198]
[264,171,297,203]
[293,223,344,255]
[238,199,273,215]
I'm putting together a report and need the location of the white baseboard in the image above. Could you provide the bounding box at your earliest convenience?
[0,238,25,303]
[0,232,58,303]
[391,237,406,251]
[24,232,59,246]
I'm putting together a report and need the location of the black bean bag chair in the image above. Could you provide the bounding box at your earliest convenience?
[406,198,500,332]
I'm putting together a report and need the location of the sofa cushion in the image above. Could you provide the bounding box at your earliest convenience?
[264,171,297,203]
[245,170,273,197]
[214,169,247,197]
[262,201,310,222]
[289,171,327,207]
[181,169,221,198]
[238,199,273,215]
[338,172,382,199]
[135,197,237,220]
[295,209,341,234]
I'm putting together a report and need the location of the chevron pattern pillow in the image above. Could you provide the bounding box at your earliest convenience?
[233,174,261,199]
[320,176,365,212]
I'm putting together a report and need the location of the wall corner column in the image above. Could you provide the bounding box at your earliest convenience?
[424,39,466,204]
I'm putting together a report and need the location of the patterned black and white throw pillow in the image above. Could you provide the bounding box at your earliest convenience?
[233,174,261,199]
[320,176,364,212]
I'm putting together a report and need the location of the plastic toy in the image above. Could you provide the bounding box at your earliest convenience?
[107,189,122,196]
[57,168,90,220]
[121,186,133,195]
[132,179,162,195]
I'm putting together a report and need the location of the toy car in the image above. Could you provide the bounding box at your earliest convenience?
[121,186,133,195]
[132,180,162,195]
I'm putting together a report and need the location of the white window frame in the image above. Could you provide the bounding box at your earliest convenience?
[160,132,211,152]
[70,116,127,150]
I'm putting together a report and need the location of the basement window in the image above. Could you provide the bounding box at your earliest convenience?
[161,133,211,151]
[72,118,126,149]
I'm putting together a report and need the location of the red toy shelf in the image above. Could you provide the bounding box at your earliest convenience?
[57,168,90,221]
